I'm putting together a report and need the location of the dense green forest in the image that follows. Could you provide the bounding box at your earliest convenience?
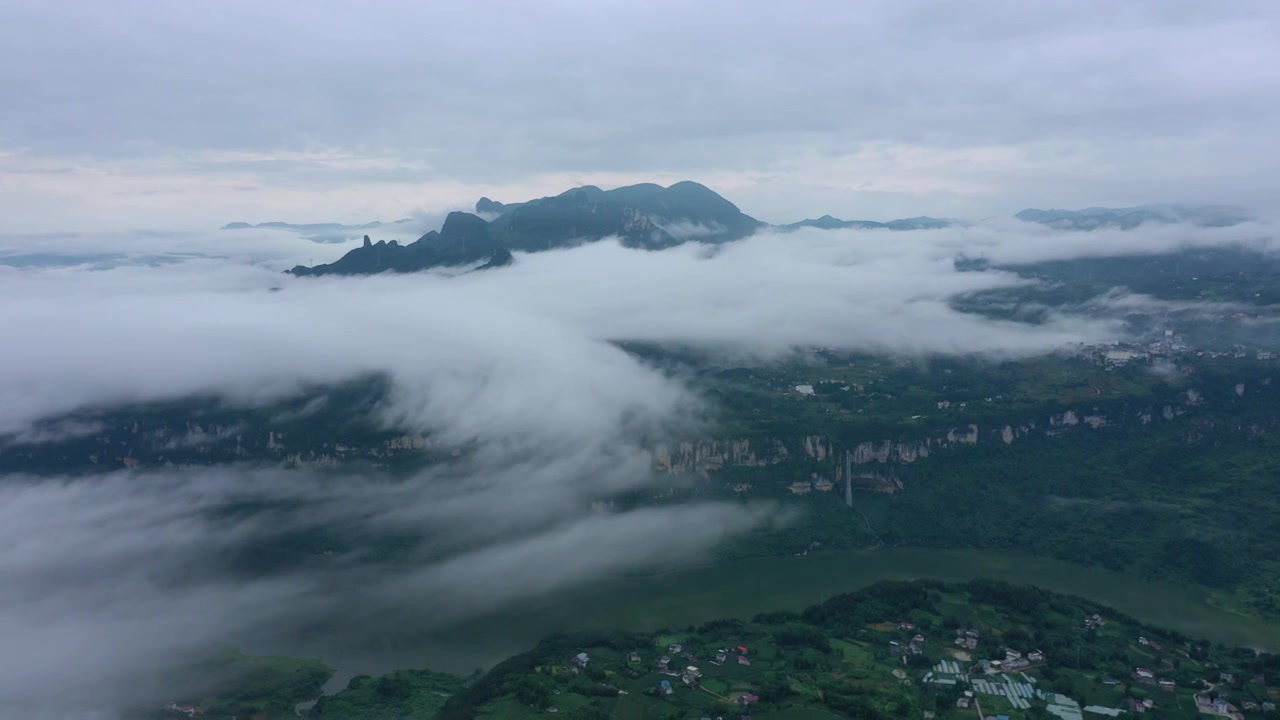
[19,348,1279,614]
[311,669,470,719]
[621,351,1280,615]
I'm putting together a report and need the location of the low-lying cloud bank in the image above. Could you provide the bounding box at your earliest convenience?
[0,217,1274,716]
[0,466,786,716]
[7,219,1227,437]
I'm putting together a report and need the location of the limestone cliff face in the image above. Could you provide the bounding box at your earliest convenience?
[10,378,1269,477]
[647,390,1247,483]
[650,437,790,476]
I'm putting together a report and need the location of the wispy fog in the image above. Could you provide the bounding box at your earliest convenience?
[0,218,1274,716]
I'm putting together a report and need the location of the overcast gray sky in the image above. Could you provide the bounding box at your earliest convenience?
[1,0,1277,231]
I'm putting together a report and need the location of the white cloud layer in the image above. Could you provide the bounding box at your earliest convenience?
[0,219,1274,716]
[0,221,1194,437]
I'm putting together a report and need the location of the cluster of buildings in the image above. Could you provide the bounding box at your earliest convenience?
[955,627,980,650]
[1195,692,1241,717]
[889,629,927,657]
[651,642,708,690]
[1079,333,1278,369]
[711,645,751,667]
[1133,667,1176,689]
[1079,329,1192,366]
[988,648,1045,672]
[642,639,756,709]
[1195,691,1276,717]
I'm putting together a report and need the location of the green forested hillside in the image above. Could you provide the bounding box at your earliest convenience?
[432,580,1280,720]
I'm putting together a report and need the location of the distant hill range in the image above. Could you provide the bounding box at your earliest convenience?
[222,219,415,244]
[268,183,1253,277]
[779,214,956,232]
[1014,204,1252,230]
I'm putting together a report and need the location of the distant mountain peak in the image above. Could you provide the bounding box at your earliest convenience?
[289,180,761,277]
[484,180,763,251]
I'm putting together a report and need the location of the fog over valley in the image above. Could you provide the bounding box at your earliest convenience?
[4,206,1280,715]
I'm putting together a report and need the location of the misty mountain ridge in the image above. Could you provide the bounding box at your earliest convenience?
[283,182,1257,277]
[288,181,763,277]
[288,211,505,277]
[780,214,957,232]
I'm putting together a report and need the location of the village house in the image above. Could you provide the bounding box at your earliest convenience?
[1264,702,1276,712]
[573,652,589,668]
[1135,668,1155,680]
[737,655,751,666]
[713,650,727,665]
[627,651,640,663]
[1028,650,1045,663]
[956,697,972,709]
[1130,698,1155,713]
[899,622,915,631]
[1220,672,1235,684]
[667,643,682,654]
[657,655,671,670]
